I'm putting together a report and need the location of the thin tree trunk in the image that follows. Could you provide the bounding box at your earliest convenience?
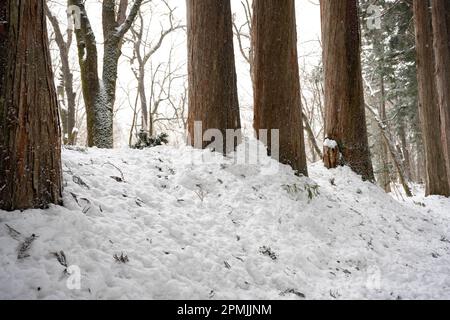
[45,4,77,145]
[186,0,241,154]
[0,0,62,211]
[303,112,323,160]
[379,76,392,192]
[321,0,374,181]
[366,105,413,197]
[69,0,101,147]
[431,0,450,189]
[252,0,308,176]
[398,122,412,181]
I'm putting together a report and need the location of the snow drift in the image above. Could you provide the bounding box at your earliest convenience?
[0,139,449,300]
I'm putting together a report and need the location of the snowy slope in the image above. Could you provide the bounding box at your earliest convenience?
[1,139,450,300]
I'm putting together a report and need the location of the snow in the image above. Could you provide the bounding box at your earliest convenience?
[323,138,338,149]
[1,139,450,300]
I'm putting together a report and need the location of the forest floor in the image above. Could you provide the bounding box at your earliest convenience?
[1,138,450,300]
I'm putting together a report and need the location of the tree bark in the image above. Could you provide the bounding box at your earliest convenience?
[252,0,308,176]
[186,0,241,154]
[69,0,101,147]
[0,0,62,211]
[431,0,450,190]
[320,0,374,181]
[415,0,449,196]
[69,0,142,148]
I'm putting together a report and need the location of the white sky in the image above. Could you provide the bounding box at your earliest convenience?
[49,0,322,147]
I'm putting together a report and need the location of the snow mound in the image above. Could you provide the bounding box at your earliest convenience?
[1,140,450,300]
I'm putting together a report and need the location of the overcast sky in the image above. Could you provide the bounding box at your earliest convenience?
[50,0,322,147]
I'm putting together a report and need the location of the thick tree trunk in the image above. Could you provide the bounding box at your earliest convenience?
[431,0,450,189]
[186,0,241,154]
[320,0,374,181]
[70,0,142,148]
[414,1,449,195]
[252,0,308,176]
[0,0,62,211]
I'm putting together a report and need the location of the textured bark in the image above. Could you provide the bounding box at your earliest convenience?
[69,0,143,148]
[69,0,101,147]
[416,0,449,196]
[0,0,62,211]
[320,0,374,181]
[431,0,450,189]
[0,1,6,92]
[186,0,241,154]
[252,0,308,176]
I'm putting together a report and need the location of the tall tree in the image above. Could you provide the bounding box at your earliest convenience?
[45,3,77,145]
[431,0,450,189]
[186,0,241,154]
[252,0,308,176]
[321,0,374,181]
[0,0,62,211]
[69,0,143,148]
[413,0,449,196]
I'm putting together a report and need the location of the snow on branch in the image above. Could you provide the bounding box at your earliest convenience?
[114,0,144,39]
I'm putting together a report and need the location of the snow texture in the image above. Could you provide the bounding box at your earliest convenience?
[1,139,450,300]
[323,138,338,149]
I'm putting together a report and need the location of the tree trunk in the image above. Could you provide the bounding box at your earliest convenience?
[398,122,412,181]
[69,0,101,148]
[0,0,62,211]
[431,0,450,190]
[366,105,413,197]
[45,4,77,145]
[70,0,142,148]
[303,112,323,161]
[378,76,392,192]
[415,0,449,196]
[320,0,374,181]
[186,0,241,154]
[252,0,308,176]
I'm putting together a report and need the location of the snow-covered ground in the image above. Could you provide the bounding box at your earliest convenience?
[1,139,450,300]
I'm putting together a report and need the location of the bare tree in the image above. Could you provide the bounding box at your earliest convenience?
[68,0,143,148]
[45,2,77,145]
[127,1,184,139]
[232,0,254,87]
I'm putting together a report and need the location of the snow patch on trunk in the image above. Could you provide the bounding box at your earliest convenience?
[324,138,338,149]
